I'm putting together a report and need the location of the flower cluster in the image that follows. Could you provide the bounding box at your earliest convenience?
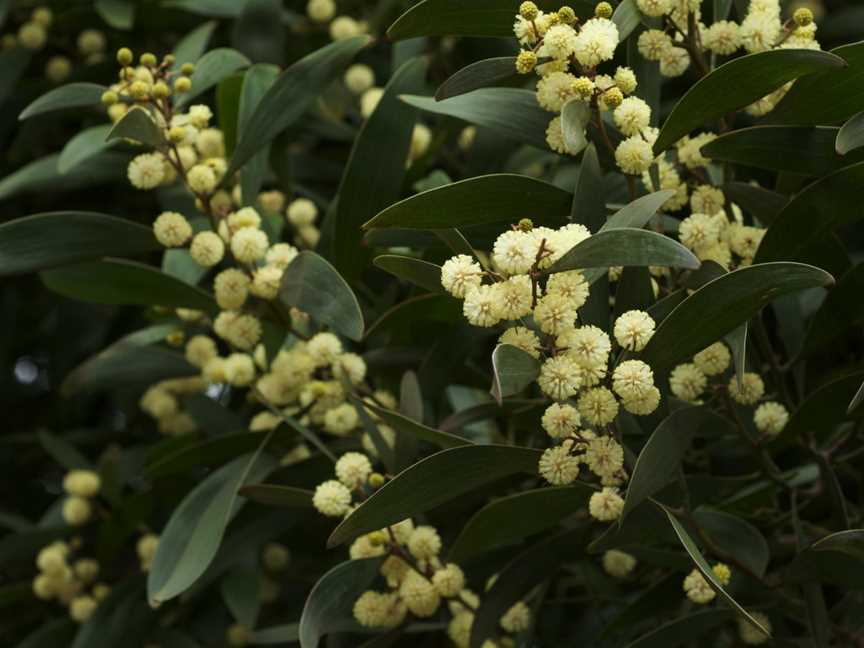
[60,469,101,527]
[32,539,107,623]
[682,562,731,604]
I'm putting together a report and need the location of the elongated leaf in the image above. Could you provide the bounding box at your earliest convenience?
[328,445,541,546]
[436,57,518,100]
[810,529,864,561]
[238,63,280,203]
[41,259,217,312]
[549,228,700,273]
[373,255,442,293]
[572,143,603,230]
[387,0,593,39]
[665,511,770,636]
[799,263,864,357]
[107,106,163,148]
[755,162,864,264]
[279,251,364,341]
[175,48,251,108]
[58,125,114,174]
[693,509,770,578]
[0,212,158,276]
[334,57,428,280]
[238,485,314,507]
[221,564,262,627]
[95,0,134,29]
[39,432,92,470]
[233,0,284,65]
[227,36,370,178]
[470,529,585,647]
[653,49,846,154]
[171,20,218,69]
[361,400,470,449]
[837,110,864,155]
[19,83,106,120]
[490,344,540,405]
[145,433,276,479]
[62,328,193,396]
[613,0,642,41]
[15,618,76,648]
[163,249,208,286]
[622,407,734,522]
[147,452,277,603]
[365,173,570,230]
[603,190,676,230]
[702,125,861,175]
[722,182,787,225]
[0,152,126,201]
[640,263,834,373]
[72,577,153,648]
[402,88,550,150]
[251,625,299,644]
[623,609,734,648]
[449,485,593,562]
[773,372,864,447]
[849,380,864,414]
[299,558,384,648]
[769,41,864,126]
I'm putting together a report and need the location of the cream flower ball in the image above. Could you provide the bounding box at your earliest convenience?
[492,229,535,275]
[463,285,502,327]
[588,487,624,521]
[441,254,482,298]
[578,387,619,426]
[345,63,375,95]
[306,0,335,22]
[539,355,582,401]
[128,153,165,189]
[499,326,541,359]
[335,452,373,488]
[190,231,225,267]
[614,97,652,136]
[187,163,217,194]
[728,372,765,405]
[693,341,731,375]
[286,197,318,227]
[669,363,707,401]
[63,470,101,498]
[539,445,580,485]
[753,401,789,436]
[603,549,637,578]
[542,402,581,439]
[312,480,352,516]
[214,268,250,310]
[230,227,269,263]
[613,310,656,351]
[153,211,192,247]
[573,18,619,67]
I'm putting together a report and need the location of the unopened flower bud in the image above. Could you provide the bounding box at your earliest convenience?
[595,1,613,18]
[174,76,192,93]
[140,52,157,67]
[519,1,539,20]
[163,54,176,67]
[515,50,538,74]
[368,472,385,489]
[117,47,133,66]
[101,90,118,106]
[557,6,577,24]
[152,81,170,99]
[368,530,388,546]
[793,7,813,27]
[603,86,624,108]
[517,218,534,232]
[181,62,195,76]
[129,81,150,100]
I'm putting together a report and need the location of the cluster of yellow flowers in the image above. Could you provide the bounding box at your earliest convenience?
[32,538,107,623]
[0,6,108,83]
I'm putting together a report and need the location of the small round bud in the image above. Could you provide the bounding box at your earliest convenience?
[793,7,814,27]
[140,52,157,67]
[129,81,150,100]
[121,66,136,80]
[101,90,119,106]
[174,76,192,93]
[117,47,133,66]
[31,7,53,27]
[181,62,196,76]
[368,530,388,546]
[368,472,386,489]
[519,1,539,20]
[165,330,185,347]
[517,218,534,232]
[152,81,170,99]
[557,6,577,24]
[515,50,538,74]
[163,54,176,66]
[168,126,186,143]
[573,76,595,100]
[595,1,613,18]
[603,86,624,108]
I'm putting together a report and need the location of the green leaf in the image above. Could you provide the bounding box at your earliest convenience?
[221,563,262,627]
[755,162,864,264]
[449,485,593,563]
[299,558,384,648]
[0,152,126,201]
[612,0,642,42]
[435,57,517,101]
[107,106,163,148]
[836,110,864,155]
[41,259,217,313]
[328,445,541,547]
[561,99,591,156]
[0,212,158,276]
[95,0,134,29]
[226,36,370,178]
[334,57,428,280]
[665,511,770,636]
[640,262,835,373]
[702,125,860,175]
[373,255,442,293]
[768,41,864,126]
[279,251,364,341]
[549,228,700,273]
[238,63,280,203]
[470,529,585,647]
[603,190,676,230]
[490,344,540,405]
[653,49,846,154]
[72,577,153,648]
[217,73,244,156]
[19,83,106,120]
[799,263,864,358]
[0,47,31,106]
[722,182,787,225]
[171,20,218,70]
[62,327,193,396]
[361,400,470,449]
[163,249,208,286]
[14,619,76,648]
[238,485,314,507]
[58,125,114,174]
[692,509,770,578]
[622,407,734,522]
[147,451,277,603]
[387,0,593,39]
[175,48,251,108]
[145,433,277,479]
[623,609,734,648]
[402,88,550,150]
[810,529,864,562]
[38,432,92,470]
[364,173,570,230]
[572,143,604,230]
[849,380,864,415]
